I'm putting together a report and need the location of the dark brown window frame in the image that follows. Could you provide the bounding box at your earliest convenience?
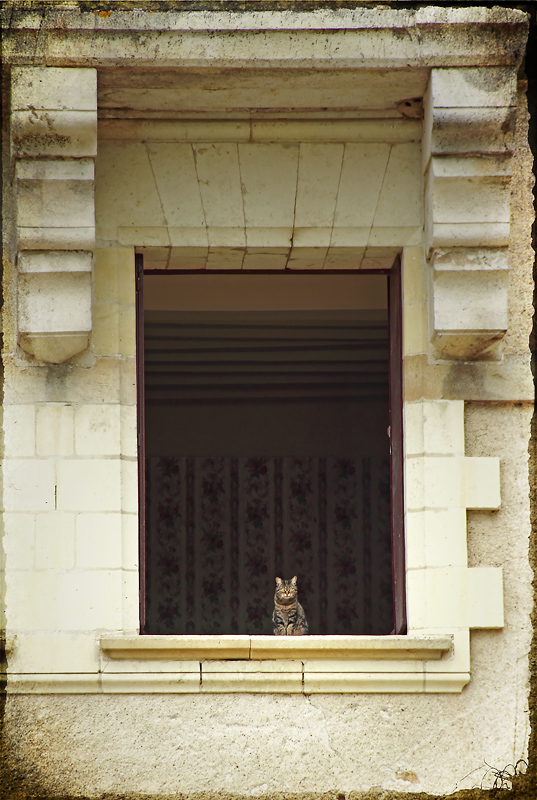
[135,255,406,636]
[388,260,406,634]
[135,253,147,634]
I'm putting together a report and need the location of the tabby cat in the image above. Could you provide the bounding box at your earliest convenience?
[272,576,309,635]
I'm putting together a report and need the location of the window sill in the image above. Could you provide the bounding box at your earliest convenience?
[100,634,452,661]
[5,635,469,694]
[95,634,467,693]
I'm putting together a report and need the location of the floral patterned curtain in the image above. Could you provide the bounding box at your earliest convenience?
[145,456,393,636]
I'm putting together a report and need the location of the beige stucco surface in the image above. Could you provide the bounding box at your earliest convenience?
[2,671,531,796]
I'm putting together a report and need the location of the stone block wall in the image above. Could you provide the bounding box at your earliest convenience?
[1,5,534,797]
[3,243,138,681]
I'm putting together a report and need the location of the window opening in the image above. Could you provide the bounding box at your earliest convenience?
[137,262,403,636]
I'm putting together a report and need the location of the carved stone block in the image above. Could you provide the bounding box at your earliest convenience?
[12,67,97,363]
[18,271,92,364]
[430,247,508,359]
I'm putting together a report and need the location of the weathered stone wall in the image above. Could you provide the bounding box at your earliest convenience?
[1,4,535,798]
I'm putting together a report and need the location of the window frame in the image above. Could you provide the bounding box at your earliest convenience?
[388,260,406,634]
[136,254,405,637]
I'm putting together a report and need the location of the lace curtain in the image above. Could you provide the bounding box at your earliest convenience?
[145,456,393,636]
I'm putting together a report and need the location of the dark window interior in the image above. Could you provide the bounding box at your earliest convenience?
[141,272,395,635]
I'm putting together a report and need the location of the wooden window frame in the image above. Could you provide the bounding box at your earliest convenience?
[136,255,405,636]
[136,253,147,634]
[388,258,406,634]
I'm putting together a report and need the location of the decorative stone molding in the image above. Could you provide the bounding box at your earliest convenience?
[12,67,97,363]
[7,670,468,695]
[423,67,517,360]
[5,635,465,696]
[16,159,95,252]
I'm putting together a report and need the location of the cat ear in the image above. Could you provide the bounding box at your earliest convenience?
[275,577,283,586]
[291,576,297,584]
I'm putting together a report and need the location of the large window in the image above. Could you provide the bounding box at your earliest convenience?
[137,261,404,636]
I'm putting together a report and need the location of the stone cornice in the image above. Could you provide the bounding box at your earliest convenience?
[2,6,528,69]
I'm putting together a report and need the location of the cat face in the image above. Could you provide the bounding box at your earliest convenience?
[275,576,297,587]
[275,576,298,602]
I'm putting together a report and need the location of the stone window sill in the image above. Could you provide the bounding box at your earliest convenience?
[5,635,468,694]
[95,634,467,693]
[100,634,451,661]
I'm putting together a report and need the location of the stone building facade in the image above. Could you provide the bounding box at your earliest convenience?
[1,3,535,797]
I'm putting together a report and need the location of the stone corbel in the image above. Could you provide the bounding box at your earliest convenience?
[423,67,516,360]
[12,67,97,364]
[430,246,509,360]
[17,251,93,363]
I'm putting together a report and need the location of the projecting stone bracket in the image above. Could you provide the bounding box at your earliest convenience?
[423,67,516,361]
[430,247,509,360]
[12,67,96,364]
[17,259,92,364]
[18,332,91,364]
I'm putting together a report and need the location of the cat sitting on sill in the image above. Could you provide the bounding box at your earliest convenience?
[272,576,309,635]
